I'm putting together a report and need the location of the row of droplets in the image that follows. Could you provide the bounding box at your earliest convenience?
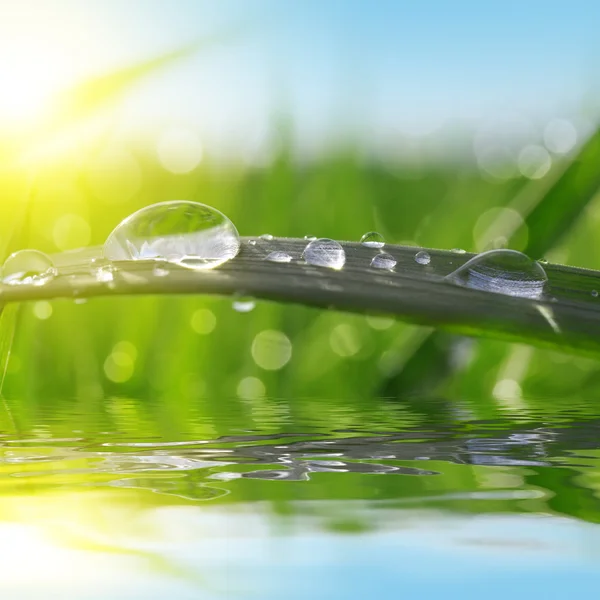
[0,200,561,302]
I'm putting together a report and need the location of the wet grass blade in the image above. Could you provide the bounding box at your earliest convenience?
[4,239,600,355]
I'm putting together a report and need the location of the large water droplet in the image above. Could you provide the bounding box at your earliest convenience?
[303,238,345,270]
[103,201,240,271]
[370,253,396,270]
[360,231,385,249]
[266,251,292,263]
[233,296,256,313]
[2,250,56,286]
[414,251,431,265]
[446,249,547,299]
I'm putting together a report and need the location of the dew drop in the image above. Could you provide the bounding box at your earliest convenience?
[266,251,292,263]
[592,290,598,298]
[452,248,466,254]
[370,253,396,270]
[414,251,431,265]
[2,250,56,286]
[446,249,547,299]
[90,259,116,285]
[233,296,256,313]
[360,231,385,249]
[153,264,170,277]
[303,238,345,270]
[103,200,240,271]
[304,235,317,241]
[248,240,257,246]
[260,234,274,241]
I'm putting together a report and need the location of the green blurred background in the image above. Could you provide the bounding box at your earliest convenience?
[2,3,600,596]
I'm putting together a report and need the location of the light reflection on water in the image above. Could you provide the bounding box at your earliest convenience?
[1,397,600,598]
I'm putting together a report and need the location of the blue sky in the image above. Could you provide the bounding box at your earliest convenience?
[1,1,599,157]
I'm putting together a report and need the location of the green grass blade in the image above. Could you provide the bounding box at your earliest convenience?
[5,239,600,355]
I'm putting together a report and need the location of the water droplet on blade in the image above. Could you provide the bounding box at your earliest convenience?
[265,251,292,263]
[2,250,56,286]
[446,249,547,299]
[304,235,317,241]
[360,231,385,249]
[414,251,431,265]
[248,239,257,246]
[452,248,466,254]
[233,296,256,313]
[153,264,170,277]
[370,253,396,270]
[259,234,273,241]
[303,238,345,270]
[592,290,598,298]
[103,200,240,271]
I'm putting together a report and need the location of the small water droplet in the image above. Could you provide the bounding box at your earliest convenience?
[304,235,317,241]
[592,290,598,298]
[103,200,240,271]
[233,296,256,313]
[370,253,396,270]
[538,258,548,265]
[153,264,170,277]
[303,238,345,270]
[452,248,466,254]
[446,249,547,299]
[266,251,292,263]
[414,251,431,265]
[259,234,274,241]
[2,250,56,286]
[360,231,385,249]
[248,239,257,246]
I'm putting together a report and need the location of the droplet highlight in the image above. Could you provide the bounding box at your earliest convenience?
[370,253,396,270]
[414,251,431,265]
[259,234,274,241]
[446,249,547,299]
[2,250,56,286]
[233,296,256,313]
[266,251,292,264]
[303,238,345,270]
[103,200,240,271]
[360,231,385,249]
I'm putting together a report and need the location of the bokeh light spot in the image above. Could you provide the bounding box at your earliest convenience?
[157,128,203,174]
[52,214,91,251]
[544,119,577,155]
[329,324,361,357]
[251,330,292,371]
[190,308,216,335]
[237,376,266,400]
[518,145,551,179]
[104,351,135,383]
[32,301,52,320]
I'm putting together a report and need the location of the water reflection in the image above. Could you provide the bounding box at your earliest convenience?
[1,396,600,597]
